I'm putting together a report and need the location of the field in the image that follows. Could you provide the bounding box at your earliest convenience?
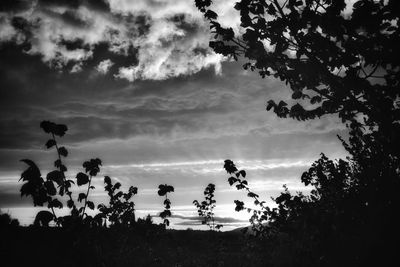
[1,226,269,267]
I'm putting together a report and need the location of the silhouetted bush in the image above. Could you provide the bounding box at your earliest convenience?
[193,183,223,231]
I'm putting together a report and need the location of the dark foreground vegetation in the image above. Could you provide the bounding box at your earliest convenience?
[1,223,270,267]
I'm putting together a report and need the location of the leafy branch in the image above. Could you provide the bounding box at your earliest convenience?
[158,184,174,227]
[193,183,223,231]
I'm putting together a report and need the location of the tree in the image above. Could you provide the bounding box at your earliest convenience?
[197,0,400,264]
[195,0,399,153]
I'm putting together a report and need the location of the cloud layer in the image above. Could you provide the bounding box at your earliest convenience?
[0,0,229,81]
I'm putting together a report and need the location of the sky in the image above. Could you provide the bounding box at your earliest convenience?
[0,0,348,230]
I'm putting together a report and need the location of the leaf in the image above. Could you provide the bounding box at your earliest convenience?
[164,198,171,209]
[46,170,63,186]
[44,181,56,196]
[292,90,302,99]
[163,219,170,226]
[67,199,74,208]
[224,159,238,174]
[104,176,111,185]
[54,124,68,137]
[54,159,61,168]
[76,172,89,186]
[234,200,245,212]
[204,10,218,20]
[129,186,138,195]
[113,182,121,190]
[58,147,68,157]
[34,210,54,226]
[40,121,54,134]
[87,201,95,210]
[266,100,276,111]
[158,184,174,196]
[40,121,68,137]
[78,193,86,202]
[239,170,246,178]
[248,192,259,198]
[20,159,41,182]
[228,176,238,186]
[45,139,56,149]
[83,158,102,176]
[49,199,63,209]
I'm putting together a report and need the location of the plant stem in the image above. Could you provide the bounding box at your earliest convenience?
[50,205,60,226]
[52,133,75,210]
[81,175,92,219]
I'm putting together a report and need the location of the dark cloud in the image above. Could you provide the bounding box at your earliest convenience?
[0,0,223,79]
[0,0,32,13]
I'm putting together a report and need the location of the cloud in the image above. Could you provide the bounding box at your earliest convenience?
[0,0,227,80]
[96,59,114,74]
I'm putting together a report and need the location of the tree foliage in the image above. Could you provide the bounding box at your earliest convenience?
[196,0,399,131]
[198,0,400,264]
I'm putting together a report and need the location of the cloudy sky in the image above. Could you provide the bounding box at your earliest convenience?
[0,0,347,230]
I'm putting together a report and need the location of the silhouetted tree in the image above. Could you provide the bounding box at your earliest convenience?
[196,0,399,132]
[197,0,400,265]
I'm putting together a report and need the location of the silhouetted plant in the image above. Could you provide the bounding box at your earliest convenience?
[157,184,174,227]
[137,214,153,225]
[193,183,223,231]
[197,0,400,264]
[0,210,19,228]
[19,121,73,226]
[19,120,127,228]
[97,176,138,227]
[224,160,270,236]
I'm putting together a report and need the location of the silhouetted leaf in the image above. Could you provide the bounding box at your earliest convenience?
[44,181,56,196]
[248,192,259,198]
[46,170,63,186]
[234,200,245,212]
[224,159,238,174]
[58,146,68,157]
[34,210,54,226]
[76,172,89,186]
[204,9,217,20]
[45,139,56,149]
[87,201,94,210]
[49,199,63,209]
[163,218,170,226]
[67,199,74,208]
[78,193,86,202]
[104,176,111,185]
[20,159,41,182]
[228,176,238,185]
